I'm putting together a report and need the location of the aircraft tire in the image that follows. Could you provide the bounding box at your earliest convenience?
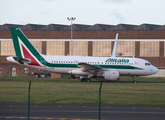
[133,81,138,84]
[87,78,91,82]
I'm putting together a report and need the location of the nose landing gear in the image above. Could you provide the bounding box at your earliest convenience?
[133,76,137,83]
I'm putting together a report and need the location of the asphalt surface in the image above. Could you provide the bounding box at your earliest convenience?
[0,103,165,120]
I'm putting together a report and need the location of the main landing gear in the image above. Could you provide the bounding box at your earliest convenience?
[79,76,91,82]
[133,76,137,84]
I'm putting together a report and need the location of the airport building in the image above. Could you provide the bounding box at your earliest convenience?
[0,23,165,78]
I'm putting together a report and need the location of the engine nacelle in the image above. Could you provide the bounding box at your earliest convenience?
[103,70,120,81]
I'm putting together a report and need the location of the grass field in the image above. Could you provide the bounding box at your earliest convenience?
[0,76,165,105]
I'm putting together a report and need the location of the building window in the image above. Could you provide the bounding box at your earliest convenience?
[140,41,159,57]
[0,68,2,73]
[70,41,88,56]
[93,41,111,56]
[117,41,135,56]
[24,68,28,73]
[47,41,65,55]
[1,41,15,55]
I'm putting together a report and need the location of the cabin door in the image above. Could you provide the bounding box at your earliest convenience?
[134,59,140,69]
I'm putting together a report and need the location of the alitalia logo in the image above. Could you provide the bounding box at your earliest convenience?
[106,58,129,63]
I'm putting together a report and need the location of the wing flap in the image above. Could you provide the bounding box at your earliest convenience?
[78,63,102,73]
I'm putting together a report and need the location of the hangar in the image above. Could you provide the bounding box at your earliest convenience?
[0,23,165,79]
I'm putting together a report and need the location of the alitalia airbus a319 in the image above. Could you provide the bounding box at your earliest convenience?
[7,27,158,83]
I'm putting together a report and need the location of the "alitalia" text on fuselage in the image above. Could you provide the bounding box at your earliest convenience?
[106,58,129,63]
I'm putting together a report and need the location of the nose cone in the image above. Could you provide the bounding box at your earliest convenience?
[153,66,158,74]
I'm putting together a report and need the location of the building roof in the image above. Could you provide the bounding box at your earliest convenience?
[155,25,165,31]
[0,24,23,30]
[62,24,91,31]
[107,24,137,31]
[20,24,45,30]
[132,24,161,31]
[85,24,114,31]
[0,23,164,31]
[40,24,67,31]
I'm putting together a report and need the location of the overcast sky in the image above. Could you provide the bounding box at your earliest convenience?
[0,0,164,25]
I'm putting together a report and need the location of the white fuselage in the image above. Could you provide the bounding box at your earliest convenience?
[7,55,158,76]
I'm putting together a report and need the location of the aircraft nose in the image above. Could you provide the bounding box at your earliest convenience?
[153,67,158,74]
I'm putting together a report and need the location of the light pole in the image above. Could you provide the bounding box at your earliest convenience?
[67,17,76,56]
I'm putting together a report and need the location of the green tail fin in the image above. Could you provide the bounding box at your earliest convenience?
[10,27,45,66]
[10,27,41,58]
[10,27,22,57]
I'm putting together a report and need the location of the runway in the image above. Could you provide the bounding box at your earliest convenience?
[0,103,165,120]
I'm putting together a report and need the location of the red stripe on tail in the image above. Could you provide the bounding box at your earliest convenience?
[21,44,40,66]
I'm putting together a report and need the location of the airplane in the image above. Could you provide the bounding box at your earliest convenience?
[7,27,158,83]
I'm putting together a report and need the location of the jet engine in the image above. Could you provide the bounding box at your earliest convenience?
[103,70,120,81]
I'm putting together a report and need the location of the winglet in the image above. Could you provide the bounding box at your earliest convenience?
[111,33,119,57]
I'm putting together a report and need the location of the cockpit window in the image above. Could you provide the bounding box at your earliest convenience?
[145,63,151,66]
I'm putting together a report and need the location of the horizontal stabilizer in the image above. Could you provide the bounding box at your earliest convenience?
[13,57,31,63]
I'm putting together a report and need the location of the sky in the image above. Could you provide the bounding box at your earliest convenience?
[0,0,164,25]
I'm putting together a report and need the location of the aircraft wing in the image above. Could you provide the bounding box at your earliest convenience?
[78,63,103,74]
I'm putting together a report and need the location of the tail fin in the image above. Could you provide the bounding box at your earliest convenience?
[10,27,42,66]
[111,33,118,57]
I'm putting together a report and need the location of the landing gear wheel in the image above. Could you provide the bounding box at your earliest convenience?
[87,78,91,82]
[133,79,137,83]
[79,78,91,82]
[133,76,137,84]
[79,78,84,82]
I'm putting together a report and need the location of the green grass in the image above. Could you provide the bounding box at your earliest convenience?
[0,76,165,105]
